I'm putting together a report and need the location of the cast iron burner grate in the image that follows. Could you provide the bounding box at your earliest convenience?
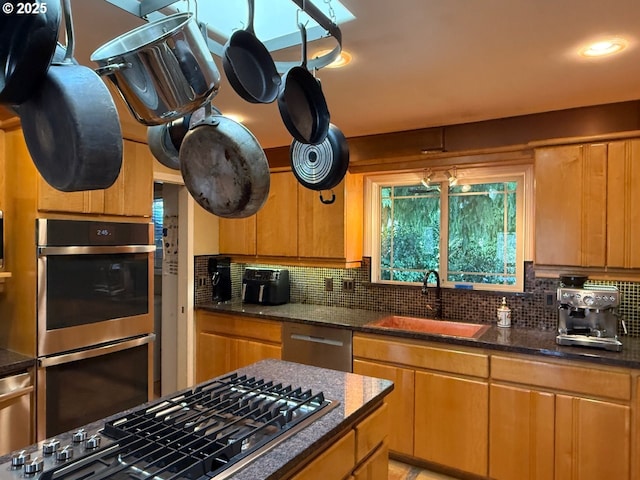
[37,373,335,480]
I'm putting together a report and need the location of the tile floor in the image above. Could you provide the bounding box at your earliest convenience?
[389,459,460,480]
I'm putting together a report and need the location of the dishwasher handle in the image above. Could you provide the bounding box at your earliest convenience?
[289,333,344,347]
[0,372,33,403]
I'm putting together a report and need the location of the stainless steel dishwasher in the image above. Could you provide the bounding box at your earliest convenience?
[282,323,352,372]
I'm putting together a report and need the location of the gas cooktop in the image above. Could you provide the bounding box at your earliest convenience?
[2,373,337,480]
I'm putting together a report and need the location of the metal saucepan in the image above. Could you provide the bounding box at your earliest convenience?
[18,0,123,192]
[147,113,192,170]
[277,22,330,145]
[222,0,281,104]
[290,124,349,201]
[179,109,270,218]
[0,0,61,105]
[91,12,220,125]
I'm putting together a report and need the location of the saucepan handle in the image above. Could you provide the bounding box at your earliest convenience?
[319,190,335,204]
[95,63,130,76]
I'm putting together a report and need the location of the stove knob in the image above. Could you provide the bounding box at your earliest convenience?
[56,445,74,462]
[11,450,31,468]
[23,457,44,475]
[43,439,60,455]
[85,435,101,450]
[72,428,87,443]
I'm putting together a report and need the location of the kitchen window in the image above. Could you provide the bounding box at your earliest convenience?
[364,165,533,292]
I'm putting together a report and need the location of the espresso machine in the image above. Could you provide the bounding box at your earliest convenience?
[556,284,623,351]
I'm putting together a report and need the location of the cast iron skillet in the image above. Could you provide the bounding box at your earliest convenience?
[0,0,61,105]
[222,0,280,104]
[278,23,330,145]
[18,0,123,192]
[290,123,349,195]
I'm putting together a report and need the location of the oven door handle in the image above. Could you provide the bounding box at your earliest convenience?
[38,245,155,256]
[38,334,156,367]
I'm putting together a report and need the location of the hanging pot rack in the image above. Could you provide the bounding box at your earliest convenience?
[104,0,342,73]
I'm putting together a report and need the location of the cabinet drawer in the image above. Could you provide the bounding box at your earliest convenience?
[289,430,355,480]
[353,334,488,378]
[196,312,282,344]
[491,355,631,401]
[355,403,388,463]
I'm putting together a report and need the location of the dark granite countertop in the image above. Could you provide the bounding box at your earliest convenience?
[0,348,35,377]
[0,359,393,480]
[200,301,640,370]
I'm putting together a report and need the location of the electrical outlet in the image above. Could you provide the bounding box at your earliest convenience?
[324,278,333,292]
[342,278,355,293]
[544,290,556,311]
[197,276,208,287]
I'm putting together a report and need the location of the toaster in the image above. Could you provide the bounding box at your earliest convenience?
[242,268,290,305]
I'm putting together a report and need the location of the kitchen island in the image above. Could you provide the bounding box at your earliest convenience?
[0,359,393,480]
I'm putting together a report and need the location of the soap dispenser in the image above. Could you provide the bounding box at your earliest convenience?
[497,297,511,328]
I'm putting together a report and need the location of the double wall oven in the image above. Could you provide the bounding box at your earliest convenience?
[36,219,155,440]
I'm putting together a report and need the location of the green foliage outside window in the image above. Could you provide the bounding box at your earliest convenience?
[380,180,518,287]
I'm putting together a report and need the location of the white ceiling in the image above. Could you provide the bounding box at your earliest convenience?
[56,0,640,148]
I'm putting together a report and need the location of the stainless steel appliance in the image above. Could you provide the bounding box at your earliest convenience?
[242,268,290,305]
[0,371,33,457]
[282,323,353,372]
[0,372,336,480]
[37,219,155,355]
[36,219,156,439]
[208,256,231,302]
[556,285,623,351]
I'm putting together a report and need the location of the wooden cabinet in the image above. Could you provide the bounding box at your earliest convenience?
[353,359,414,456]
[414,371,488,476]
[489,384,555,480]
[535,143,607,267]
[535,138,640,269]
[353,333,489,477]
[218,171,363,266]
[490,354,633,480]
[195,311,282,383]
[38,139,153,217]
[286,403,388,480]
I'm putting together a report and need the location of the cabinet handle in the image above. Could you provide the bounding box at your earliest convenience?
[290,333,344,347]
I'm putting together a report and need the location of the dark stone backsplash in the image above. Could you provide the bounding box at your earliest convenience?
[194,257,640,338]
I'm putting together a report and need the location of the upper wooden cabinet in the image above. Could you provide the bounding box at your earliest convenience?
[38,139,153,217]
[219,171,363,266]
[535,139,640,269]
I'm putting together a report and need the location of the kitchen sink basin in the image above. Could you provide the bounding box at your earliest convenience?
[366,315,489,338]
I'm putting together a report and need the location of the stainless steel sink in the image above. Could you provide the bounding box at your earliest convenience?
[366,315,489,339]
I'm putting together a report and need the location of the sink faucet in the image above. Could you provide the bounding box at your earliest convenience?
[422,270,442,319]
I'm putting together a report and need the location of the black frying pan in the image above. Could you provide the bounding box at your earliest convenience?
[278,23,330,145]
[147,113,192,171]
[18,0,122,192]
[0,0,61,105]
[222,0,280,104]
[290,123,349,195]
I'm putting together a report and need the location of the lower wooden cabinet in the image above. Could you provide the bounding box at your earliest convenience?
[489,384,555,480]
[195,311,282,383]
[414,371,488,477]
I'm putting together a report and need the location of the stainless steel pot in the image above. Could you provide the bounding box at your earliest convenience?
[90,13,220,125]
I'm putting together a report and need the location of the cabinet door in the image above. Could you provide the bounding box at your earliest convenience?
[235,338,281,370]
[555,395,630,480]
[196,332,235,383]
[289,430,355,480]
[104,140,153,217]
[38,179,103,214]
[489,384,555,480]
[353,359,414,456]
[219,216,256,255]
[535,144,607,266]
[607,139,640,268]
[414,371,488,477]
[353,442,389,480]
[256,171,298,257]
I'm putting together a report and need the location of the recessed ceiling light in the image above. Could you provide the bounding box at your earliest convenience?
[314,49,352,68]
[579,38,628,57]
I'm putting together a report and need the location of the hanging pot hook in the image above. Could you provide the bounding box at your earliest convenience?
[319,190,336,204]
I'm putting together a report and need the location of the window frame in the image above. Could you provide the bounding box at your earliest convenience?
[364,164,534,292]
